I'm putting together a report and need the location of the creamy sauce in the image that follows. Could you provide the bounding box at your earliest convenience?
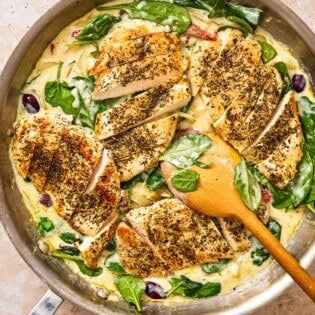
[13,0,314,307]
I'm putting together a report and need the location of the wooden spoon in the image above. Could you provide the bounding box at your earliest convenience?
[161,131,315,301]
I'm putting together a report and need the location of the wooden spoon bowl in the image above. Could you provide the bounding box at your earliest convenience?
[161,131,315,301]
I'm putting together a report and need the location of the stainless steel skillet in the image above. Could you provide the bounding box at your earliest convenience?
[0,1,314,314]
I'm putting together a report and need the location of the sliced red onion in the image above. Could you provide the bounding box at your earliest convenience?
[22,94,40,113]
[39,193,53,208]
[292,74,306,93]
[145,281,166,299]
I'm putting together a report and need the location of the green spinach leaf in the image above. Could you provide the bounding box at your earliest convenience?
[168,276,221,298]
[45,62,76,115]
[105,255,126,274]
[234,159,262,211]
[249,151,314,210]
[146,168,166,191]
[175,0,262,26]
[299,96,315,155]
[274,62,293,97]
[106,239,116,251]
[98,0,191,34]
[51,250,103,277]
[227,16,253,33]
[72,76,120,128]
[114,274,145,311]
[171,170,200,192]
[226,2,262,27]
[70,14,120,49]
[258,41,277,63]
[37,217,55,236]
[60,232,82,244]
[160,134,213,169]
[77,14,121,41]
[121,173,145,202]
[202,259,230,274]
[250,219,281,266]
[76,261,103,277]
[59,246,80,256]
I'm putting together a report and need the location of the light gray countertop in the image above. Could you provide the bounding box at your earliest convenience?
[0,1,314,314]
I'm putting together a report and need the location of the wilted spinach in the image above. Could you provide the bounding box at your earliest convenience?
[250,219,281,266]
[274,62,293,96]
[202,259,230,274]
[37,217,55,236]
[146,168,166,191]
[248,152,313,210]
[60,232,82,244]
[234,159,262,211]
[258,41,277,63]
[51,250,103,277]
[69,14,120,49]
[59,246,80,256]
[114,275,145,312]
[226,16,253,33]
[174,0,262,27]
[98,0,191,34]
[167,276,221,298]
[160,134,213,169]
[105,255,126,274]
[171,170,200,192]
[298,96,315,213]
[45,62,75,115]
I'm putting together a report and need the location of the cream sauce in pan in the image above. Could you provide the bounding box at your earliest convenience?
[12,2,314,307]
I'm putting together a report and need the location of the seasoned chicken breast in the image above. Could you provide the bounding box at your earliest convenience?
[91,32,181,75]
[214,65,282,152]
[70,149,121,236]
[95,78,191,139]
[11,113,68,179]
[81,213,119,269]
[92,53,183,100]
[45,126,102,220]
[11,113,120,237]
[125,199,233,275]
[217,218,250,251]
[116,222,170,278]
[243,91,303,188]
[200,33,261,124]
[189,39,221,96]
[103,115,178,182]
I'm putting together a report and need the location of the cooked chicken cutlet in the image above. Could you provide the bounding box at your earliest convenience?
[116,222,170,278]
[201,33,261,124]
[189,39,221,96]
[214,66,282,152]
[92,53,182,100]
[11,113,120,237]
[243,91,303,188]
[91,32,181,75]
[11,114,67,179]
[217,218,250,251]
[44,126,102,220]
[126,199,233,274]
[81,213,119,269]
[103,115,178,182]
[70,149,120,236]
[95,78,191,139]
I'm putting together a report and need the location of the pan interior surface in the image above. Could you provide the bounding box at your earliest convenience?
[0,1,314,314]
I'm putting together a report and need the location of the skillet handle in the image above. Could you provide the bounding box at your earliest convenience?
[28,289,63,315]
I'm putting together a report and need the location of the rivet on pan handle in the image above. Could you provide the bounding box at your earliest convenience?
[28,289,63,315]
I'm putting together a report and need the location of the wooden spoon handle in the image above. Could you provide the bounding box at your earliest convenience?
[238,210,315,301]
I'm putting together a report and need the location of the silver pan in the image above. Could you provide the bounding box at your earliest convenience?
[0,1,314,314]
